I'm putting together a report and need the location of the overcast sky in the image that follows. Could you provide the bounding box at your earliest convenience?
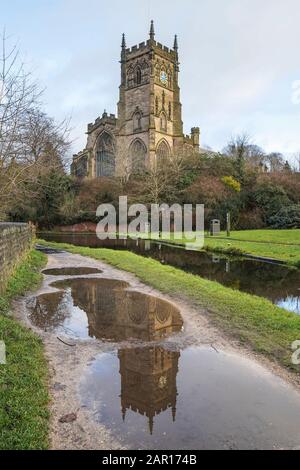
[2,0,300,160]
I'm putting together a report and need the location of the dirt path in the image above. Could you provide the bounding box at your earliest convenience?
[12,249,300,450]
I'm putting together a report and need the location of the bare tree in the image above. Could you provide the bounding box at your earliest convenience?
[0,31,71,219]
[265,152,285,172]
[291,152,300,173]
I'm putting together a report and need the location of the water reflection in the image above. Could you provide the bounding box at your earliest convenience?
[119,347,179,434]
[27,278,183,341]
[39,233,300,314]
[80,346,300,449]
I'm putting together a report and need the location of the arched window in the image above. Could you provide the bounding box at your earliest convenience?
[130,139,147,173]
[160,112,167,132]
[135,67,142,85]
[95,132,115,177]
[155,96,159,115]
[156,140,170,162]
[155,63,160,81]
[127,65,134,88]
[133,111,142,131]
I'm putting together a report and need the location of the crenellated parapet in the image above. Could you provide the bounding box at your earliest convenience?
[71,20,203,179]
[87,111,118,134]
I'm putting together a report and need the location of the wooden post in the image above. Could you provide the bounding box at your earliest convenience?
[226,212,231,237]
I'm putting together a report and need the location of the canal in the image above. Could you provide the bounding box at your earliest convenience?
[39,232,300,315]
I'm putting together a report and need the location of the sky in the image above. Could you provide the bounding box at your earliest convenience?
[2,0,300,162]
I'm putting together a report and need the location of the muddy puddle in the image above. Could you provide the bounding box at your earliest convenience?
[42,267,102,276]
[27,277,183,341]
[27,265,300,449]
[80,346,300,450]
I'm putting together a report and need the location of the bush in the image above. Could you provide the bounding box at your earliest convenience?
[269,204,300,229]
[221,175,241,192]
[237,208,265,230]
[254,182,291,224]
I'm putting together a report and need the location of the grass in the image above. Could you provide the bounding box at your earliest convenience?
[38,238,300,374]
[203,229,300,266]
[136,229,300,266]
[0,249,49,450]
[39,228,300,266]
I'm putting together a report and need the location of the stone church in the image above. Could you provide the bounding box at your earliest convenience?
[71,21,201,178]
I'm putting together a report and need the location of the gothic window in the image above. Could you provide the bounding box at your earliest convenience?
[156,140,170,161]
[162,90,165,109]
[135,66,142,85]
[155,96,159,115]
[168,72,172,88]
[155,63,160,81]
[96,131,115,177]
[130,139,147,173]
[160,112,167,132]
[133,110,142,131]
[127,65,134,88]
[168,102,172,120]
[74,156,88,178]
[141,59,149,83]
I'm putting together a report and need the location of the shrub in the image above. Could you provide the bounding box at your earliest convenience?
[221,175,241,192]
[269,204,300,228]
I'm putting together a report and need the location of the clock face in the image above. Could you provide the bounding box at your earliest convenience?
[160,71,168,85]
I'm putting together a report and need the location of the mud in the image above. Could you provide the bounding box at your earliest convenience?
[12,249,300,450]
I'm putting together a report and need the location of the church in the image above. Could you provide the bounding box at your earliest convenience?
[71,21,201,178]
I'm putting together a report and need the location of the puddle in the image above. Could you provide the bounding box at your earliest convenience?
[42,267,102,276]
[27,278,183,341]
[39,234,300,314]
[80,346,300,450]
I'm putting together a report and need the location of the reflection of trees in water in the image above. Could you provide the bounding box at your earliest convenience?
[118,347,180,434]
[27,291,70,330]
[28,278,183,341]
[140,246,300,305]
[40,234,300,309]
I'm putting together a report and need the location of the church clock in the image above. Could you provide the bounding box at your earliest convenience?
[160,70,168,86]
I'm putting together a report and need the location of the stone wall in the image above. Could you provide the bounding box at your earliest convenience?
[0,223,35,295]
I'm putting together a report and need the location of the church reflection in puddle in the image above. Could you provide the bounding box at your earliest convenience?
[80,346,300,450]
[27,277,183,341]
[119,347,180,435]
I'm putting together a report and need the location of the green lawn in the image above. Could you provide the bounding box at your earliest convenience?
[37,239,300,374]
[203,230,300,266]
[0,250,49,450]
[146,229,300,266]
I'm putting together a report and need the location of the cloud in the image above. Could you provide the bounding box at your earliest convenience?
[3,0,300,160]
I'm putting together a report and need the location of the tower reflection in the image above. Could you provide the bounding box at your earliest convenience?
[118,346,180,434]
[29,277,183,341]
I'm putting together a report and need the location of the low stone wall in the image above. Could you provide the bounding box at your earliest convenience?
[0,223,35,295]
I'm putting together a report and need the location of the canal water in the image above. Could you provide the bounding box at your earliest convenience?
[39,232,300,314]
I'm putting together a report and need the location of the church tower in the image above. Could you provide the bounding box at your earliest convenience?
[71,21,200,179]
[116,20,188,172]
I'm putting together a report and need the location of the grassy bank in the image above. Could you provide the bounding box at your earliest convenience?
[148,229,300,266]
[0,250,49,450]
[203,229,300,266]
[39,228,300,266]
[38,239,300,373]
